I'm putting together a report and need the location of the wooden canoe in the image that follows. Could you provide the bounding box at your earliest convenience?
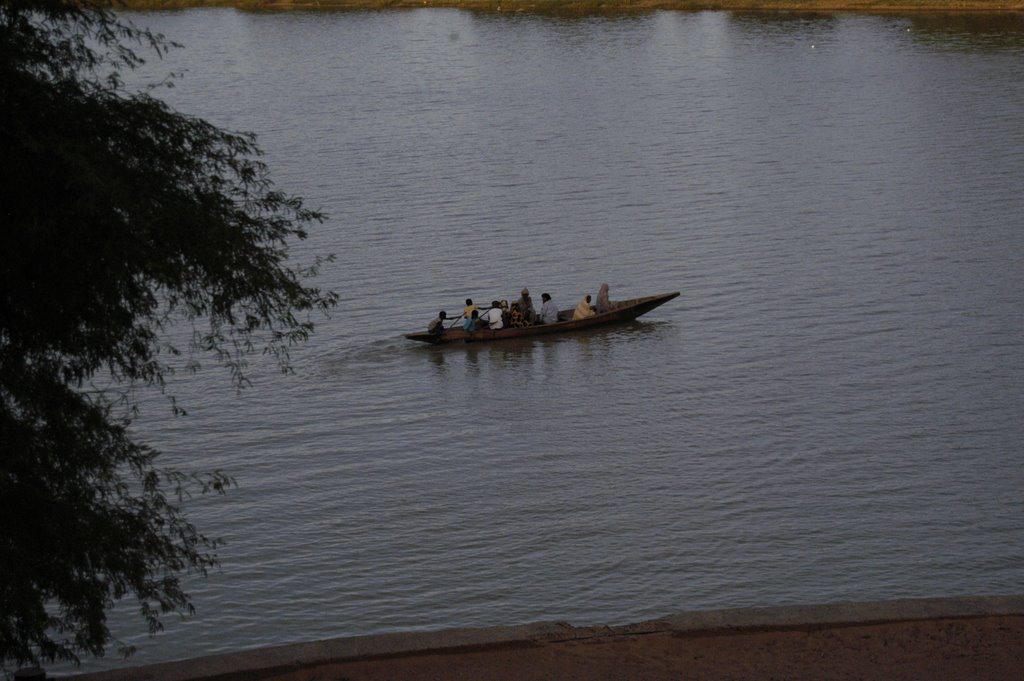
[405,291,680,345]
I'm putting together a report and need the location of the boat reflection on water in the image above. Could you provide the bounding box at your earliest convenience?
[424,318,678,381]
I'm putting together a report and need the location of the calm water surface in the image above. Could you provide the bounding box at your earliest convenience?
[69,8,1024,672]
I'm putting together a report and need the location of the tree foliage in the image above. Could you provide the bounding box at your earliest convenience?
[0,0,337,668]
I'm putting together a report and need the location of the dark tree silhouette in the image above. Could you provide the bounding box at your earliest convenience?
[0,0,337,667]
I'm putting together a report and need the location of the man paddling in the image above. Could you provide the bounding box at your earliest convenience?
[427,310,446,337]
[481,300,504,330]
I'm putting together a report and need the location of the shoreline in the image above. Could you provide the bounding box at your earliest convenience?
[72,595,1024,681]
[112,0,1024,13]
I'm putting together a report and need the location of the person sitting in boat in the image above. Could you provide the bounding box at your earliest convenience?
[538,293,559,324]
[427,310,447,337]
[573,294,595,321]
[481,300,504,330]
[508,301,529,328]
[596,283,616,314]
[516,288,536,324]
[463,298,478,319]
[463,309,481,332]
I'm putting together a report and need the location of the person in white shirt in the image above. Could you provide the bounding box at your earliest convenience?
[538,293,559,324]
[482,300,504,330]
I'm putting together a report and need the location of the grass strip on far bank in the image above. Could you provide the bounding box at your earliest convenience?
[111,0,1024,13]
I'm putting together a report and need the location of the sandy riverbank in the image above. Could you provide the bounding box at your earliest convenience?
[74,595,1024,681]
[112,0,1024,13]
[270,616,1024,680]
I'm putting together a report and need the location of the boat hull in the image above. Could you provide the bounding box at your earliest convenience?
[405,292,680,345]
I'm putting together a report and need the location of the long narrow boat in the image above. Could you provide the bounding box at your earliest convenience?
[405,291,680,345]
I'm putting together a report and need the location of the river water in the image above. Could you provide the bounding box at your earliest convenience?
[67,8,1024,673]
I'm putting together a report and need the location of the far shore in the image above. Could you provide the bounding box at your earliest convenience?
[112,0,1024,13]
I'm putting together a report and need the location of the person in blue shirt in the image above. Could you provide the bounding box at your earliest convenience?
[463,309,480,332]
